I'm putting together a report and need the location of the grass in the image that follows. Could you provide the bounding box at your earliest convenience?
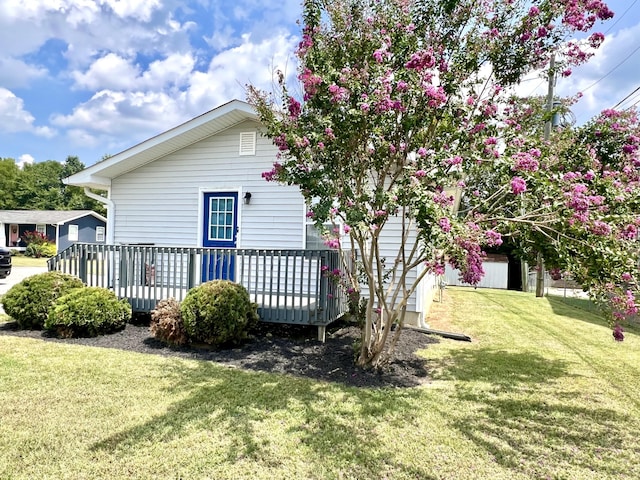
[9,255,48,267]
[1,287,639,479]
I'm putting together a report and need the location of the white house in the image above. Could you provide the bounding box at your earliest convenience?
[65,99,438,328]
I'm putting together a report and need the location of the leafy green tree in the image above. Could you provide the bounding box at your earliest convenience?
[14,160,65,210]
[60,156,106,214]
[0,158,20,209]
[0,155,105,215]
[249,0,624,367]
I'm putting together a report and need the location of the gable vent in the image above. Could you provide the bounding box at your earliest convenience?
[239,132,256,156]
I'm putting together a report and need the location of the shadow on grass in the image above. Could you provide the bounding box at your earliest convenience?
[546,295,640,335]
[428,347,569,387]
[432,347,636,477]
[91,361,438,479]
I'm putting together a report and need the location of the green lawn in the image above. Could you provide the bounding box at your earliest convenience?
[9,255,49,267]
[1,287,638,479]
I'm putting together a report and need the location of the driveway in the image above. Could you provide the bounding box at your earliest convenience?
[0,266,48,314]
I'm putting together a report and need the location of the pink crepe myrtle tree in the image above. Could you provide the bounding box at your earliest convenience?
[248,0,623,368]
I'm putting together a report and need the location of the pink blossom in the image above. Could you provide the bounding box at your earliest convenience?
[373,48,386,63]
[512,150,540,172]
[590,220,611,236]
[613,324,624,342]
[328,83,349,103]
[511,177,527,195]
[510,176,527,195]
[262,162,282,182]
[485,229,503,247]
[414,169,427,177]
[396,80,409,91]
[424,85,447,108]
[425,260,445,275]
[324,238,340,249]
[405,48,436,70]
[621,224,637,240]
[288,97,301,118]
[438,217,451,233]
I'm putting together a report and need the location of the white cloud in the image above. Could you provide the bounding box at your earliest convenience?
[0,88,56,137]
[51,32,298,152]
[101,0,162,22]
[185,32,298,111]
[555,21,640,122]
[16,154,35,169]
[72,53,141,91]
[0,0,193,73]
[0,57,47,88]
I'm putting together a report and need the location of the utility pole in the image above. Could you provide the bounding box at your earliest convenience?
[535,54,556,298]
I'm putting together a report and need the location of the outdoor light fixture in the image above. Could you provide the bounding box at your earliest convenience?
[244,192,252,205]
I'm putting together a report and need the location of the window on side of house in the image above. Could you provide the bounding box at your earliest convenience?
[68,224,79,242]
[36,224,46,236]
[96,226,105,242]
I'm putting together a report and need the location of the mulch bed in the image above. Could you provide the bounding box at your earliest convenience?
[0,319,439,388]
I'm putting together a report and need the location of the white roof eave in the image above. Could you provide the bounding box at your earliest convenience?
[65,99,258,188]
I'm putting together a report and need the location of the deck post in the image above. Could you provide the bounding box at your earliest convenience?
[78,244,87,283]
[317,325,326,343]
[187,251,196,289]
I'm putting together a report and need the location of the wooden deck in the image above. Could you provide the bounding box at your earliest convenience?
[48,243,349,340]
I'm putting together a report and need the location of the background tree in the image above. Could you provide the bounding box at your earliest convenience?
[249,0,624,368]
[14,160,66,209]
[0,158,20,209]
[0,156,105,215]
[60,156,106,213]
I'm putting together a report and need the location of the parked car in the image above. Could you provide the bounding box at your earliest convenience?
[0,247,11,279]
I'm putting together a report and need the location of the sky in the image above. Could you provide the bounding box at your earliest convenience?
[0,0,639,169]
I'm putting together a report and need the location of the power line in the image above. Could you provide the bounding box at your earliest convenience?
[612,85,640,109]
[626,97,640,111]
[604,0,639,34]
[580,43,640,93]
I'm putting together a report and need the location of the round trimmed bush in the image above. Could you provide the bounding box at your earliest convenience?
[181,280,259,346]
[150,298,188,346]
[1,272,85,329]
[45,287,131,338]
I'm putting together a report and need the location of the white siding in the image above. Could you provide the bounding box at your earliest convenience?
[445,260,509,289]
[110,121,304,249]
[371,213,422,315]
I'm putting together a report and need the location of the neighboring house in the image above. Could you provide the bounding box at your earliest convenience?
[0,210,107,253]
[64,99,438,327]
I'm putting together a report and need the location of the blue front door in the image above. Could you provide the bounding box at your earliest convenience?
[202,192,238,281]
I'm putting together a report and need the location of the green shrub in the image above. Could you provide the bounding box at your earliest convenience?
[181,280,259,346]
[1,272,85,329]
[25,242,56,258]
[45,287,131,338]
[150,298,187,346]
[41,243,57,257]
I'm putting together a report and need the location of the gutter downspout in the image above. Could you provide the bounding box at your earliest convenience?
[84,187,115,244]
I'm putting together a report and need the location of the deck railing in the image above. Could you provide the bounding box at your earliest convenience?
[48,243,348,331]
